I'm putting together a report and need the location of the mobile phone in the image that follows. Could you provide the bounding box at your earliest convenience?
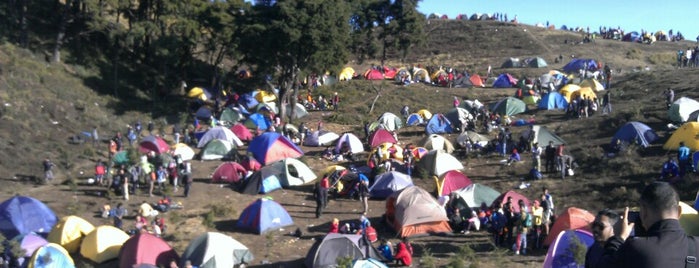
[625,211,645,237]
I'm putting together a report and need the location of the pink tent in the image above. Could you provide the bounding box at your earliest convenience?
[491,190,532,213]
[231,123,253,142]
[363,69,384,80]
[139,135,169,154]
[211,162,248,183]
[369,129,397,148]
[435,170,472,196]
[119,233,179,268]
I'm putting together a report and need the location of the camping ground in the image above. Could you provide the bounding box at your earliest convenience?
[1,20,699,267]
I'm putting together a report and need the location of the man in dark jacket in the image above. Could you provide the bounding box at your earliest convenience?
[586,209,620,268]
[596,181,696,268]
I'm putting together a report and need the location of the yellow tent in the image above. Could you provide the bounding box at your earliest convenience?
[254,90,277,103]
[322,165,346,176]
[80,225,129,263]
[523,95,540,105]
[579,78,605,92]
[559,84,581,102]
[412,68,431,83]
[368,142,404,163]
[663,122,699,151]
[339,67,355,81]
[679,201,699,235]
[571,87,597,101]
[186,87,209,101]
[430,69,447,81]
[416,109,433,120]
[47,215,95,254]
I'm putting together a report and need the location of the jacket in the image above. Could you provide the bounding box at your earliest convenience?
[597,219,697,268]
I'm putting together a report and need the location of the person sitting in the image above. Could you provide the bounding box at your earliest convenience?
[152,216,166,236]
[660,157,679,181]
[394,237,413,267]
[507,148,521,165]
[378,239,394,261]
[449,208,467,233]
[155,196,172,212]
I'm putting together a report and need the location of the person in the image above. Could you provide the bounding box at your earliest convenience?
[449,208,466,233]
[531,200,544,249]
[506,148,521,166]
[559,154,575,179]
[678,141,691,178]
[156,166,168,194]
[148,121,155,135]
[92,126,99,147]
[329,218,339,233]
[604,64,612,88]
[400,105,410,118]
[181,161,193,197]
[531,142,542,171]
[95,160,106,186]
[394,237,413,267]
[332,92,340,111]
[152,215,166,236]
[358,177,370,214]
[660,157,680,181]
[319,175,329,208]
[596,182,697,268]
[602,91,612,115]
[453,96,460,107]
[545,141,556,173]
[513,201,530,255]
[43,158,54,183]
[586,209,620,268]
[491,202,507,246]
[156,196,172,212]
[313,182,324,218]
[113,203,126,229]
[378,239,394,261]
[665,88,675,108]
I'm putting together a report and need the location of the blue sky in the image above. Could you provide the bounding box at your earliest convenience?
[417,0,699,39]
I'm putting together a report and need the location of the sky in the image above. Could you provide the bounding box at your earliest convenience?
[417,0,699,39]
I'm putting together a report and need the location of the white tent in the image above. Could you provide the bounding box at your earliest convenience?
[172,143,195,161]
[669,97,699,123]
[180,232,254,268]
[303,130,340,147]
[197,126,243,148]
[334,133,365,154]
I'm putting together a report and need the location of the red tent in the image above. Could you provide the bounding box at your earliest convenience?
[363,69,384,80]
[139,135,170,154]
[544,207,595,246]
[211,162,248,183]
[241,156,262,172]
[383,67,397,80]
[368,129,397,148]
[118,233,179,268]
[435,170,472,197]
[491,190,531,213]
[231,123,253,142]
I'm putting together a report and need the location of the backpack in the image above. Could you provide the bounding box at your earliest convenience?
[523,212,532,228]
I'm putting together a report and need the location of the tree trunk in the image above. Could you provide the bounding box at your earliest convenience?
[52,0,72,63]
[18,0,28,48]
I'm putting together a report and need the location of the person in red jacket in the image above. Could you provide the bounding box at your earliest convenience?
[394,237,413,266]
[329,218,339,233]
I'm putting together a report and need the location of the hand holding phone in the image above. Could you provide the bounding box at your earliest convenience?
[620,207,636,241]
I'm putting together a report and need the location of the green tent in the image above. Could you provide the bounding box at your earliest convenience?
[200,140,235,160]
[417,150,464,177]
[525,57,548,68]
[489,97,526,116]
[112,151,130,166]
[520,125,566,146]
[453,183,501,208]
[220,108,244,125]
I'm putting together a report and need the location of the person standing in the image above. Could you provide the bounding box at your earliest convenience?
[358,176,370,214]
[602,91,612,115]
[313,183,324,218]
[332,92,340,111]
[181,161,192,197]
[113,203,126,230]
[514,201,530,255]
[545,141,556,173]
[604,64,612,88]
[665,88,675,108]
[586,209,619,268]
[319,175,329,209]
[92,126,99,147]
[532,142,542,172]
[453,96,460,108]
[43,158,55,183]
[678,141,691,178]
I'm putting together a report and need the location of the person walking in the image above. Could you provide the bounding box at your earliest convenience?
[332,92,340,111]
[532,142,542,172]
[545,141,556,173]
[43,158,55,183]
[181,161,192,197]
[319,175,329,209]
[358,176,370,214]
[313,183,324,218]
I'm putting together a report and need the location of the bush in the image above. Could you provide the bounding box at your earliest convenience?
[335,256,353,267]
[210,203,236,218]
[202,210,215,228]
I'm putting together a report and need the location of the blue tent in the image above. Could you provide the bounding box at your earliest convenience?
[492,73,517,88]
[239,93,259,110]
[244,113,272,131]
[623,31,641,42]
[695,151,699,173]
[562,59,599,74]
[611,121,659,148]
[425,114,453,135]
[406,113,423,126]
[247,132,303,165]
[195,106,213,120]
[27,243,75,268]
[236,198,293,234]
[369,171,414,199]
[0,196,57,239]
[538,92,569,110]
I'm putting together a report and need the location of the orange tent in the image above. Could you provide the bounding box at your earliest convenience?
[544,207,596,246]
[469,74,485,87]
[385,186,451,237]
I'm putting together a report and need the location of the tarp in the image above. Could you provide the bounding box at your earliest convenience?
[236,198,294,234]
[211,162,248,183]
[562,59,599,74]
[669,97,699,123]
[542,230,594,268]
[369,171,414,199]
[16,233,48,258]
[0,196,57,239]
[172,143,195,161]
[519,125,566,147]
[544,207,595,246]
[491,190,532,213]
[47,215,95,254]
[611,121,659,148]
[420,134,455,153]
[664,122,699,151]
[492,73,518,88]
[424,114,453,135]
[200,139,235,161]
[80,225,129,263]
[334,133,365,154]
[368,129,397,148]
[139,135,170,154]
[180,232,253,268]
[27,243,75,268]
[118,233,180,268]
[444,107,473,131]
[385,186,452,237]
[489,97,526,116]
[197,126,243,148]
[434,170,472,197]
[538,92,569,110]
[303,130,340,147]
[579,78,605,92]
[417,150,464,177]
[339,67,355,81]
[305,233,385,268]
[231,123,254,142]
[456,131,491,147]
[452,183,501,207]
[248,132,304,165]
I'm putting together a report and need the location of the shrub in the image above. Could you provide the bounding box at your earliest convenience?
[420,248,437,268]
[202,210,215,228]
[335,256,353,267]
[210,203,236,218]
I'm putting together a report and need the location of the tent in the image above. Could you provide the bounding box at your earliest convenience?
[394,68,412,83]
[172,143,195,161]
[236,198,294,234]
[544,207,596,246]
[368,129,397,148]
[492,73,518,88]
[180,232,253,268]
[456,131,491,147]
[434,170,472,197]
[80,225,129,263]
[15,233,48,259]
[579,78,605,92]
[489,97,526,116]
[305,233,385,268]
[265,158,318,187]
[239,167,283,194]
[187,87,212,101]
[542,230,594,268]
[371,112,403,132]
[406,113,424,126]
[239,93,259,109]
[303,130,340,147]
[244,113,272,131]
[47,215,95,254]
[385,186,452,237]
[524,57,548,68]
[501,58,521,68]
[424,114,453,135]
[562,59,599,74]
[368,143,404,163]
[195,106,213,120]
[452,183,501,208]
[241,156,262,172]
[369,171,414,199]
[452,74,474,88]
[412,68,431,83]
[363,69,384,80]
[254,90,277,103]
[285,103,309,119]
[469,74,485,87]
[538,92,569,110]
[421,134,455,153]
[334,133,365,154]
[219,108,244,125]
[611,121,659,148]
[669,97,699,123]
[679,201,699,236]
[211,162,248,183]
[416,150,464,177]
[0,196,57,239]
[519,125,566,147]
[559,84,581,102]
[252,102,278,114]
[197,126,243,148]
[491,191,532,213]
[352,258,389,268]
[200,139,235,161]
[248,132,304,165]
[570,87,597,101]
[522,95,540,106]
[231,123,254,142]
[139,135,170,154]
[416,109,432,120]
[623,31,641,42]
[444,107,473,131]
[339,67,356,81]
[118,233,180,268]
[112,151,131,166]
[27,243,75,268]
[663,122,699,151]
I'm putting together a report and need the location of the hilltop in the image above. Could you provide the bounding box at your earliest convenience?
[1,20,699,267]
